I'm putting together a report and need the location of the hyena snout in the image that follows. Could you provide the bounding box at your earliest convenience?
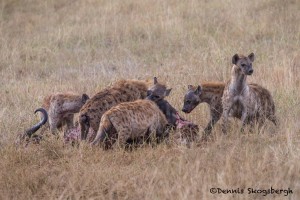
[247,69,254,75]
[182,100,198,113]
[182,105,192,113]
[182,107,188,113]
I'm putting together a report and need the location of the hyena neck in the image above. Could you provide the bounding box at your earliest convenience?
[230,65,248,94]
[63,100,83,113]
[155,99,177,126]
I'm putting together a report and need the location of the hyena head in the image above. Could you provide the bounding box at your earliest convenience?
[146,77,172,102]
[182,85,202,113]
[146,78,176,126]
[232,53,255,75]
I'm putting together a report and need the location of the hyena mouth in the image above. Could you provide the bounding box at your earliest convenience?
[175,112,195,129]
[182,108,191,114]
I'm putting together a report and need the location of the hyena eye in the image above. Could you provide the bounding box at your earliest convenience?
[186,100,191,104]
[154,95,160,99]
[241,64,246,67]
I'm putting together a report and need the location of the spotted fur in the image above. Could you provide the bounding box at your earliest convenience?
[92,99,168,149]
[79,79,150,140]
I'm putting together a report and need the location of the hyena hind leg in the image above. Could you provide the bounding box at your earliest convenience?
[117,130,131,149]
[64,114,74,129]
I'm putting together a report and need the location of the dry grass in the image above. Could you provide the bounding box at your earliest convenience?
[0,0,300,199]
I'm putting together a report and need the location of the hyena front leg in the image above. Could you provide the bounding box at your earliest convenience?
[240,103,249,132]
[221,101,234,135]
[205,108,222,135]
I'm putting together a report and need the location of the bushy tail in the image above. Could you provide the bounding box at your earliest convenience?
[92,115,113,146]
[25,108,48,137]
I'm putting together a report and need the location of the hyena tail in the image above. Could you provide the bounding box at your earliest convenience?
[92,115,113,146]
[25,108,48,137]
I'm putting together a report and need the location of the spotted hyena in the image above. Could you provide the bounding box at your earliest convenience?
[91,99,168,149]
[17,93,89,146]
[23,92,89,137]
[79,79,151,141]
[43,93,89,133]
[182,82,273,134]
[146,78,199,144]
[221,53,277,134]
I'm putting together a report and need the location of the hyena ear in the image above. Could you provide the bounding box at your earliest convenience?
[232,54,239,65]
[187,85,194,90]
[194,85,202,95]
[153,77,158,84]
[164,88,172,96]
[82,94,89,103]
[248,53,255,62]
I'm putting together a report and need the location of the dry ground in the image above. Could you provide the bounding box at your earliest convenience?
[0,0,300,199]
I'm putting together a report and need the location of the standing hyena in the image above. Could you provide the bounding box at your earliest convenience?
[221,53,277,134]
[24,93,89,135]
[182,82,275,134]
[18,93,89,145]
[43,93,90,134]
[182,83,225,134]
[79,79,150,140]
[91,100,168,149]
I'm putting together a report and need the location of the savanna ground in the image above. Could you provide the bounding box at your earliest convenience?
[0,0,300,199]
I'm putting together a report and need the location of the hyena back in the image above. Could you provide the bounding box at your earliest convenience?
[92,99,168,148]
[79,79,150,140]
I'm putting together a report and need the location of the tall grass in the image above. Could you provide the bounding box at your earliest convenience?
[0,0,299,199]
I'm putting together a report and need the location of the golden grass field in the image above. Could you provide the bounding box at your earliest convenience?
[0,0,300,199]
